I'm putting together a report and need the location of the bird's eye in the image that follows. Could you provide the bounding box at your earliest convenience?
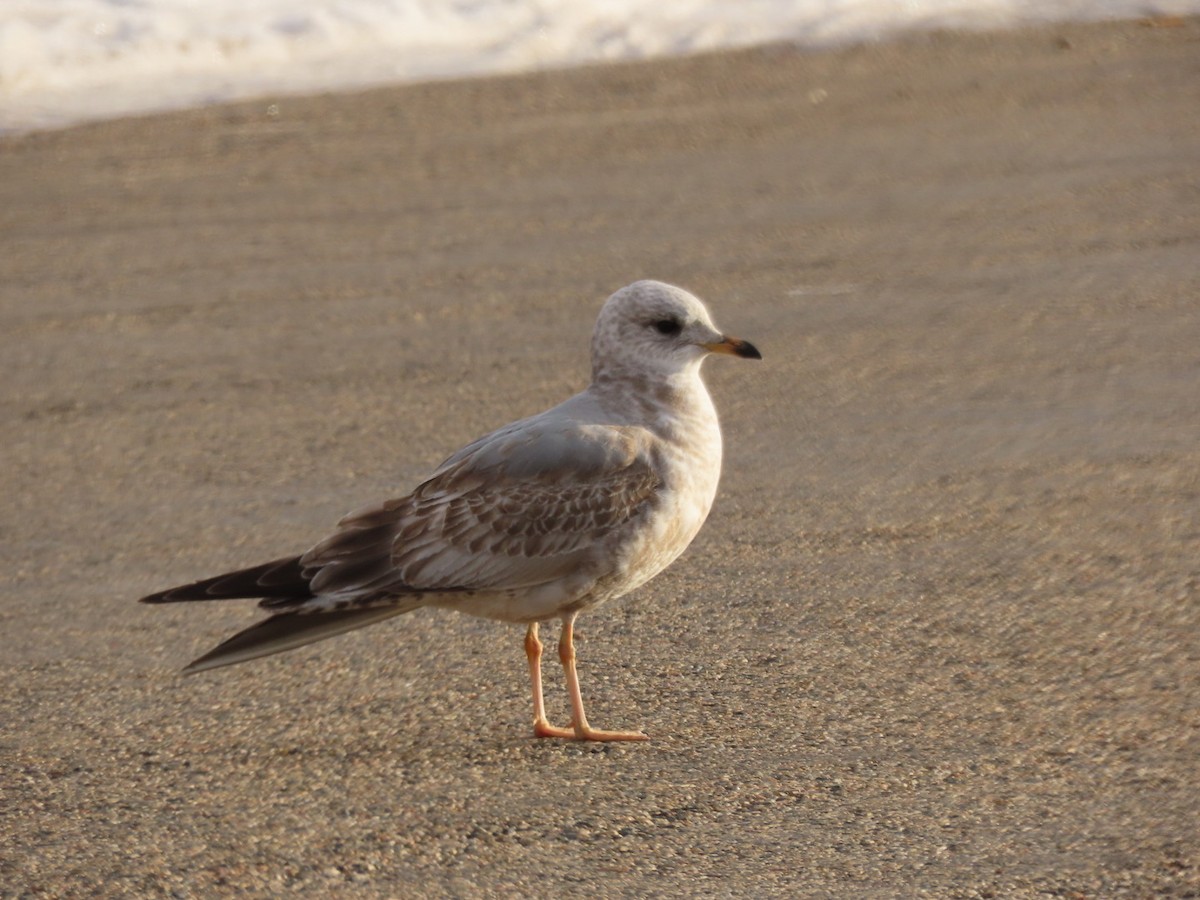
[652,319,682,336]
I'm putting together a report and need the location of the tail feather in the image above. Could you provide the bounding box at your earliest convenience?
[182,604,417,674]
[140,556,310,604]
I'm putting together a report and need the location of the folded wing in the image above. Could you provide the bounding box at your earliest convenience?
[284,419,663,607]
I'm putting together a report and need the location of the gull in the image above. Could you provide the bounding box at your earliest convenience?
[141,280,760,741]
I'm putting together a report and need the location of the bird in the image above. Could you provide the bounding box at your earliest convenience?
[140,280,760,741]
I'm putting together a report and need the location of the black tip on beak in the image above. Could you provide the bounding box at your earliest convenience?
[734,339,762,360]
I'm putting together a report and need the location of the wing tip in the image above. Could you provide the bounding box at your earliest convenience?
[137,555,311,605]
[180,659,217,676]
[139,584,218,604]
[169,605,416,676]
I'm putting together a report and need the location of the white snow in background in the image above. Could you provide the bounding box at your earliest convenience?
[2,0,1195,131]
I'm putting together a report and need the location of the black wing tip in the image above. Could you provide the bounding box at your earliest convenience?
[170,605,415,675]
[138,584,218,604]
[137,555,310,605]
[139,588,182,604]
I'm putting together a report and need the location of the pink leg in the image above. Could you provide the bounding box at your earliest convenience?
[557,612,648,742]
[525,623,574,739]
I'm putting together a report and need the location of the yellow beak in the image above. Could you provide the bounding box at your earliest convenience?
[702,336,762,360]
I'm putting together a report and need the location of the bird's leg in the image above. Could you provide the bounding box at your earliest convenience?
[558,612,649,742]
[526,622,574,739]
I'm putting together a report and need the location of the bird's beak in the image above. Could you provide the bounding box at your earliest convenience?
[703,335,762,360]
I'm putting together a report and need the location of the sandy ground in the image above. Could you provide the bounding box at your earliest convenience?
[2,17,1198,898]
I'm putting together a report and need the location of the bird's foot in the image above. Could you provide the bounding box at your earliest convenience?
[533,718,576,739]
[533,718,648,742]
[572,726,649,742]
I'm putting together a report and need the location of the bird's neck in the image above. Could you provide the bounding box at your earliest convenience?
[590,364,718,442]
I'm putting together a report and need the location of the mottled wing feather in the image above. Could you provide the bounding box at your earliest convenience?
[295,422,662,600]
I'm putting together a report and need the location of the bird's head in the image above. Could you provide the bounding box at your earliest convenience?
[590,280,761,385]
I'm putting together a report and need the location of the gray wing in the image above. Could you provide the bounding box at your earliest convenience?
[281,418,664,606]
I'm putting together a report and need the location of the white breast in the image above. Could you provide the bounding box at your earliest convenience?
[602,376,724,599]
